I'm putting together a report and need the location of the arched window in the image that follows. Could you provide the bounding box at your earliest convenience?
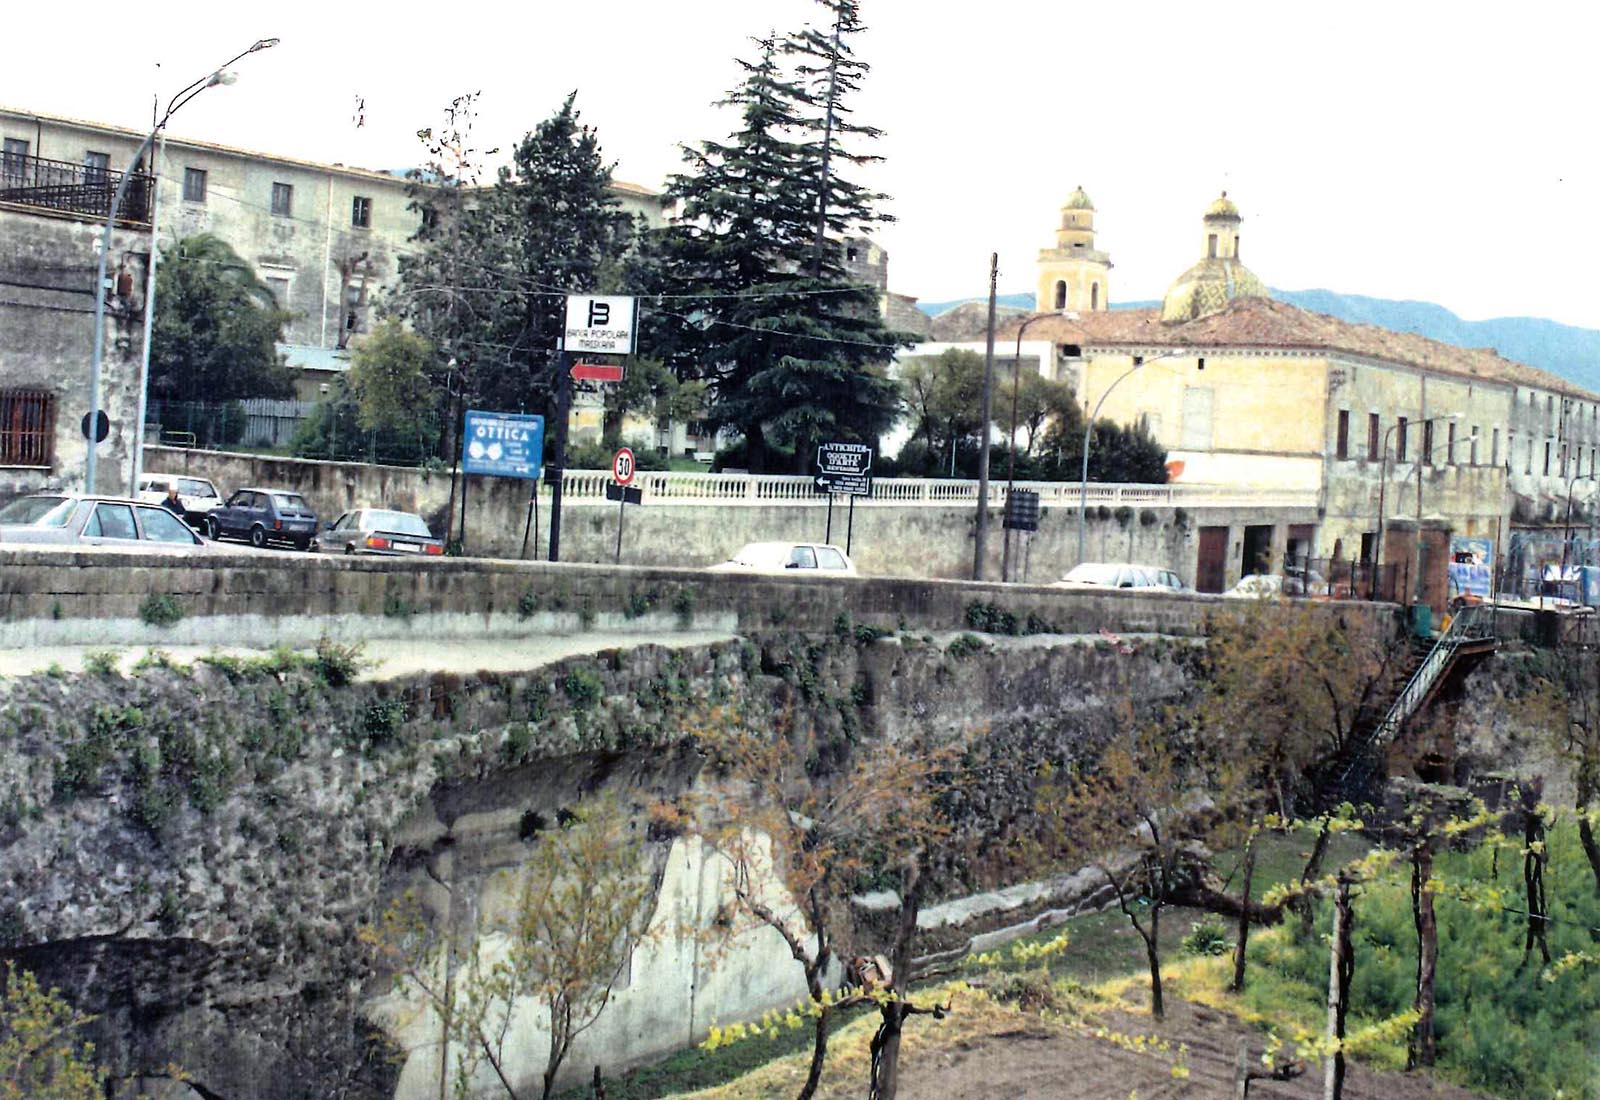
[1091,283,1099,310]
[1234,234,1241,259]
[1207,233,1218,258]
[1053,281,1066,310]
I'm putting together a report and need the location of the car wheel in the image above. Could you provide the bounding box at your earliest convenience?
[249,525,267,549]
[293,537,311,552]
[344,544,355,556]
[205,516,221,541]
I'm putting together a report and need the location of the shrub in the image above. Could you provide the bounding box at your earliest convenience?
[1113,504,1134,527]
[314,637,366,687]
[965,602,1019,635]
[1139,508,1159,527]
[383,595,417,619]
[138,594,183,627]
[671,588,694,628]
[363,697,408,745]
[562,667,604,710]
[82,651,121,677]
[1181,919,1230,956]
[517,591,541,619]
[947,633,986,659]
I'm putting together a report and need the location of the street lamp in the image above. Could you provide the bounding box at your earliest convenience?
[1076,347,1190,565]
[86,37,279,494]
[1002,311,1059,581]
[1371,411,1459,603]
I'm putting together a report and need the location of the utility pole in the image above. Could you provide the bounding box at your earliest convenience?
[973,253,997,580]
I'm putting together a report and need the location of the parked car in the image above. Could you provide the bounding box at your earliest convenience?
[323,508,444,556]
[1223,573,1286,599]
[707,541,857,576]
[135,475,222,526]
[0,493,69,525]
[0,495,207,550]
[1053,562,1187,591]
[205,487,319,550]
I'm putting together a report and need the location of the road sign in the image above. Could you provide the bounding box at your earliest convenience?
[462,409,544,480]
[80,410,109,443]
[814,441,873,497]
[564,295,638,355]
[612,447,636,486]
[604,483,643,505]
[572,361,625,383]
[1003,489,1041,532]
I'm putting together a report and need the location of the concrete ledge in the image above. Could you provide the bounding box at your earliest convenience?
[0,546,1397,649]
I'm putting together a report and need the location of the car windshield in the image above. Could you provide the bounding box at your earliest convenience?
[31,499,83,528]
[0,495,66,524]
[272,493,311,513]
[368,510,430,537]
[179,479,216,498]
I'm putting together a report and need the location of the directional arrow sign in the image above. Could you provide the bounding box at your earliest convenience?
[814,441,873,497]
[572,361,625,383]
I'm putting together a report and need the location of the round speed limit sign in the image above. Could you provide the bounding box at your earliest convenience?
[612,447,636,486]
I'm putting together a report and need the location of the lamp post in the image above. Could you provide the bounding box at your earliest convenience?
[1076,347,1189,566]
[86,37,279,494]
[1372,411,1458,604]
[1001,311,1057,581]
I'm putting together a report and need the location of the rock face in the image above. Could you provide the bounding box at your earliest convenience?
[0,630,1194,1098]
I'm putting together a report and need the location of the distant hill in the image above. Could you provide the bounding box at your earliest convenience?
[918,289,1600,392]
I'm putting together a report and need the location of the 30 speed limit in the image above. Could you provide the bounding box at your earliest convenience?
[611,447,636,486]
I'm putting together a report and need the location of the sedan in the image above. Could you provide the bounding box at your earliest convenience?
[0,493,69,524]
[707,542,856,576]
[136,475,222,527]
[206,487,319,550]
[0,496,207,550]
[324,509,444,556]
[1054,563,1185,591]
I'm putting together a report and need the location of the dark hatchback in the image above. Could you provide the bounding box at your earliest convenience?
[205,487,319,550]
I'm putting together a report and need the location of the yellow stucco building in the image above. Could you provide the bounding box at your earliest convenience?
[996,191,1600,600]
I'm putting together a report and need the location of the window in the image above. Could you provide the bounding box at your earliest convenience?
[83,151,109,184]
[420,205,438,231]
[1368,413,1380,461]
[1336,409,1350,460]
[1561,444,1569,477]
[1091,282,1099,310]
[1492,428,1500,467]
[183,167,207,203]
[816,546,849,570]
[137,507,196,545]
[86,503,138,540]
[1422,420,1434,465]
[1207,233,1218,258]
[0,389,54,466]
[787,545,818,569]
[1547,395,1555,420]
[1469,426,1479,465]
[271,182,293,217]
[1544,441,1552,476]
[266,277,290,307]
[351,195,372,228]
[1446,421,1456,464]
[1235,234,1242,259]
[1397,416,1408,462]
[2,138,27,179]
[1053,280,1066,310]
[1526,439,1533,475]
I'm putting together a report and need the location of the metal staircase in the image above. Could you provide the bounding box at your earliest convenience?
[1368,603,1499,750]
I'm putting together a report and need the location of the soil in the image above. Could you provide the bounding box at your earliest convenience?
[892,999,1486,1100]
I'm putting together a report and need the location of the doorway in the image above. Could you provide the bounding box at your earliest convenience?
[1197,526,1228,594]
[1242,525,1274,577]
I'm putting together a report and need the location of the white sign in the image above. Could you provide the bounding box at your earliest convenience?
[612,447,636,486]
[564,295,638,355]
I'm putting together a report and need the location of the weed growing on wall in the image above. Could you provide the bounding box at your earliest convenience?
[138,594,184,627]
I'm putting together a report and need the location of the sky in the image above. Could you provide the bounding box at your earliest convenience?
[6,0,1599,328]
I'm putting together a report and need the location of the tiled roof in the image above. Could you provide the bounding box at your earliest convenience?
[995,297,1596,399]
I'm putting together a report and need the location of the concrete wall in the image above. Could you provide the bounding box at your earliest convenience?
[142,446,1320,585]
[0,545,1397,651]
[0,207,147,496]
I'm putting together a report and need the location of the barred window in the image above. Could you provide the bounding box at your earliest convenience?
[0,390,55,466]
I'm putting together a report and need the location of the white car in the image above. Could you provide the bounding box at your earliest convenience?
[1223,574,1286,599]
[708,542,857,576]
[1053,562,1187,591]
[136,475,222,526]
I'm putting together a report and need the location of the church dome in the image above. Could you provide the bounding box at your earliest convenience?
[1064,186,1094,211]
[1205,191,1240,219]
[1161,192,1269,322]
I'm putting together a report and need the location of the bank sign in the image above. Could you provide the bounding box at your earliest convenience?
[462,410,545,480]
[564,294,638,355]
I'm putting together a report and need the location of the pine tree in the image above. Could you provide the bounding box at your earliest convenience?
[656,25,907,472]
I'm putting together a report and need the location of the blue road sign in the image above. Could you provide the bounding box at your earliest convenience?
[462,409,544,480]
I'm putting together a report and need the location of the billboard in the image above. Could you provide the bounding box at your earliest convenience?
[462,410,544,480]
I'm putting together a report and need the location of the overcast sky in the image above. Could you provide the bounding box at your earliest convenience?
[7,1,1597,327]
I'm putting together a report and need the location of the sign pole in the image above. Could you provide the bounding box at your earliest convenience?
[825,494,834,544]
[615,495,626,564]
[548,346,572,562]
[846,495,856,555]
[520,482,537,560]
[458,473,469,554]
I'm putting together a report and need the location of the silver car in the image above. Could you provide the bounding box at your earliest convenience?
[0,495,207,550]
[1053,562,1187,591]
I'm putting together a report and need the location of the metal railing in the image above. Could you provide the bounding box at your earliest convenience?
[1369,603,1497,748]
[0,152,153,225]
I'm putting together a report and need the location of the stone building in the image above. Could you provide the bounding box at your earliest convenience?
[0,104,674,485]
[917,189,1600,603]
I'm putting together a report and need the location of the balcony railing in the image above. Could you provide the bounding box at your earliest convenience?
[0,152,153,226]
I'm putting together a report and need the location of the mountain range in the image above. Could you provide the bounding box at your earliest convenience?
[917,290,1600,393]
